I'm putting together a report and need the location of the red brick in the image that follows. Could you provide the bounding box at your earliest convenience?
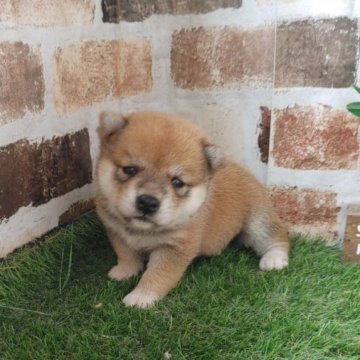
[171,26,274,90]
[0,0,95,26]
[0,139,34,219]
[0,130,92,220]
[0,42,44,123]
[54,40,152,114]
[115,41,153,98]
[270,186,339,240]
[102,0,242,22]
[59,200,94,225]
[342,213,360,263]
[258,106,271,163]
[272,105,359,170]
[275,18,357,88]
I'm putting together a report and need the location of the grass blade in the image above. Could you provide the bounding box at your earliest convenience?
[0,304,50,316]
[58,227,74,294]
[62,239,73,291]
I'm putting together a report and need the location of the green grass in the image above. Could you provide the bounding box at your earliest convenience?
[1,213,360,360]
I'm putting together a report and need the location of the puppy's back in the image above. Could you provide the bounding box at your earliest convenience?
[198,160,281,256]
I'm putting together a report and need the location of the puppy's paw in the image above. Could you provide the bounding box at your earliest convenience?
[108,262,141,281]
[259,248,288,271]
[123,288,159,309]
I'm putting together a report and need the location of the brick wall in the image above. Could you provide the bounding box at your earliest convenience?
[0,0,359,256]
[269,1,360,244]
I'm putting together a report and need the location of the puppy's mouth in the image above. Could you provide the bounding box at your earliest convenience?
[124,215,158,230]
[133,215,154,223]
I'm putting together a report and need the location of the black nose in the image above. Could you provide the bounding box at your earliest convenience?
[136,194,160,215]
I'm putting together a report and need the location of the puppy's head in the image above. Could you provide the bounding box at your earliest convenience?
[96,111,223,233]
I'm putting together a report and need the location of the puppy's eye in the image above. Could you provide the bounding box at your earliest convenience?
[122,166,138,176]
[171,177,184,189]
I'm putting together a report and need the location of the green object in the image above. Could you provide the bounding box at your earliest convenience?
[352,85,360,94]
[1,213,360,359]
[347,102,360,117]
[346,86,360,117]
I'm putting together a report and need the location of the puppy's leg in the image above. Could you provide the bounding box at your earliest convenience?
[123,247,192,308]
[243,212,289,271]
[106,228,144,281]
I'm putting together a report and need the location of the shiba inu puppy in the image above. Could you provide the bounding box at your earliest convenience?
[95,111,289,308]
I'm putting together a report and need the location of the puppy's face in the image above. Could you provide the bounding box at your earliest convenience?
[96,111,222,233]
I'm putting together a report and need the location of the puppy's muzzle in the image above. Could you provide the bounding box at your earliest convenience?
[136,194,160,215]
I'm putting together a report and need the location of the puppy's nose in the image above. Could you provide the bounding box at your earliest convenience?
[136,194,160,215]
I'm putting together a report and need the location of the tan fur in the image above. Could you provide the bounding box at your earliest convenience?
[95,111,289,308]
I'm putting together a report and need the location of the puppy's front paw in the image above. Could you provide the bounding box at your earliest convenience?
[259,248,288,271]
[108,262,141,281]
[123,288,159,308]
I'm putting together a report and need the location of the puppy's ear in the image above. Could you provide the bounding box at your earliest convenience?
[98,111,128,144]
[202,142,224,171]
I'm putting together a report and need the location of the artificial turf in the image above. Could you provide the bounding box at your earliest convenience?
[0,212,359,359]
